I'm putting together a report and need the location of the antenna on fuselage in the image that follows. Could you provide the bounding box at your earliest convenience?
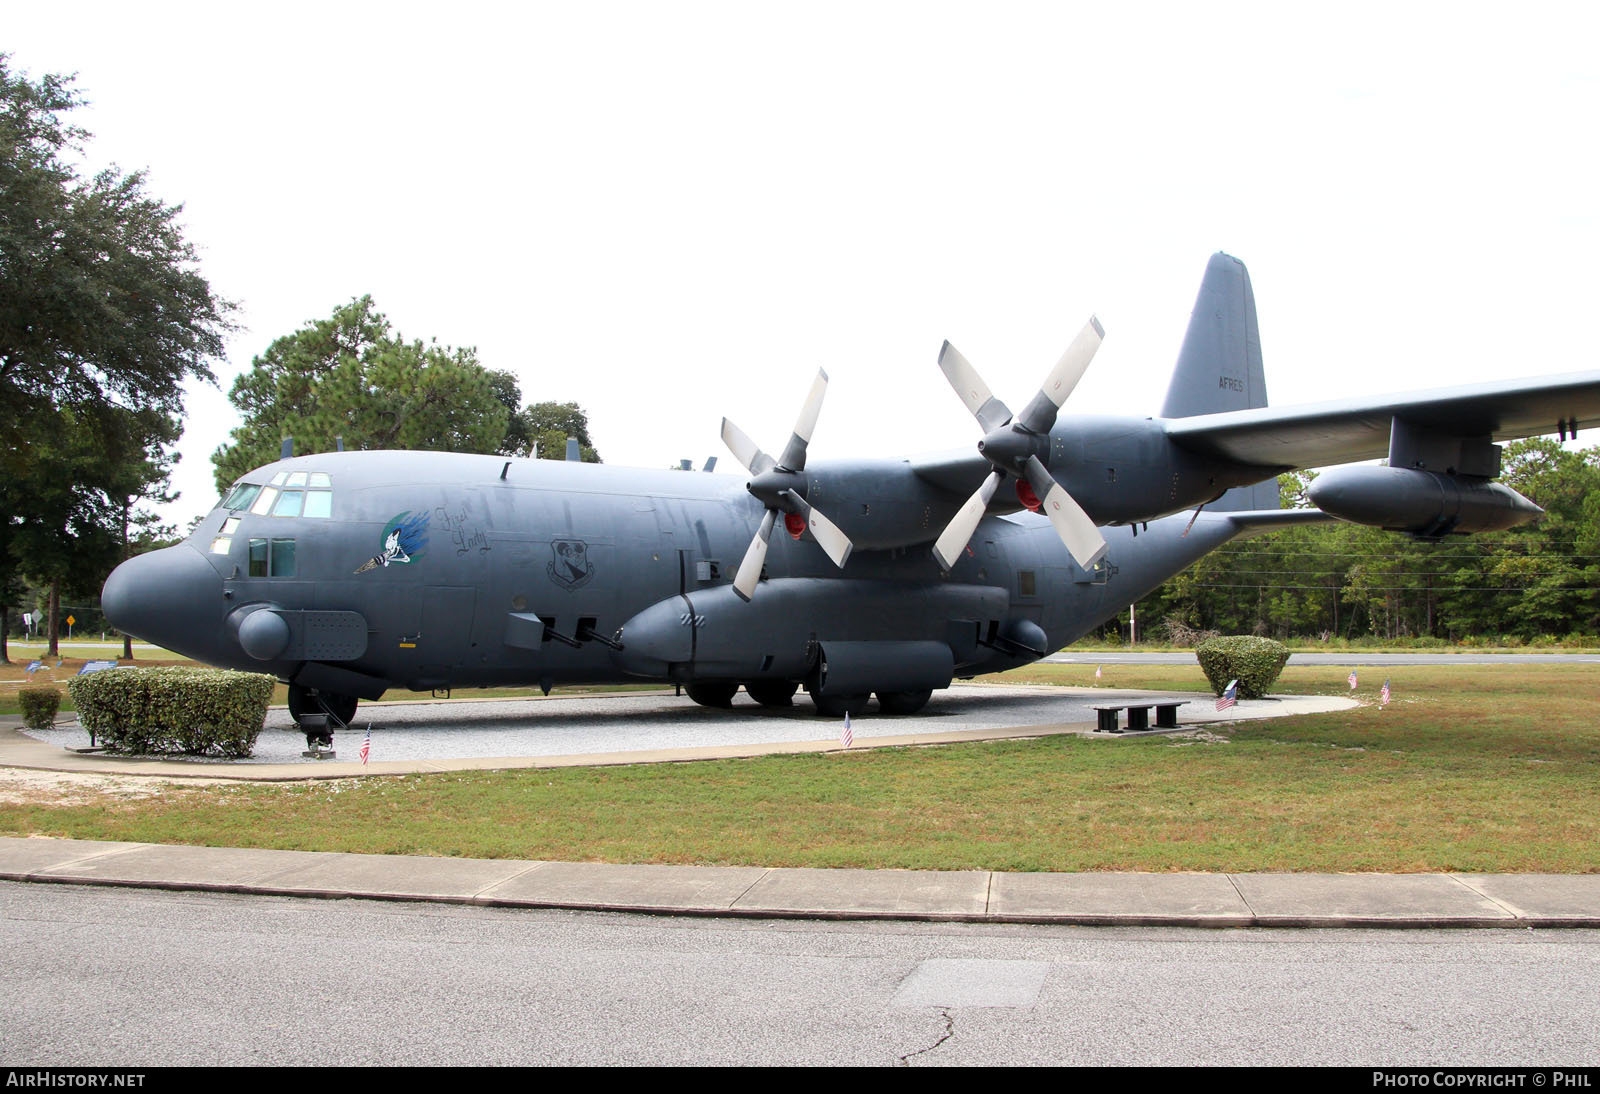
[566,437,580,461]
[336,436,344,453]
[280,437,293,459]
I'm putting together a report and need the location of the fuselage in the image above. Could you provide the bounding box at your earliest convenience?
[101,447,1277,707]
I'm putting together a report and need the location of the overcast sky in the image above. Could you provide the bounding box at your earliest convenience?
[9,2,1598,528]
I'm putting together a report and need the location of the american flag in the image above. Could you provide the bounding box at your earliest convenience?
[840,712,853,749]
[1380,679,1391,708]
[359,725,371,765]
[1216,678,1238,712]
[1347,668,1358,690]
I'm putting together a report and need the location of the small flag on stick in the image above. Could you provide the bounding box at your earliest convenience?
[1380,679,1391,708]
[840,712,853,750]
[1216,678,1238,712]
[1347,668,1358,691]
[1095,664,1103,681]
[359,725,371,765]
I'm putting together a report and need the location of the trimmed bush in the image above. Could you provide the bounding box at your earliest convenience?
[19,686,60,730]
[67,667,274,758]
[1195,636,1290,699]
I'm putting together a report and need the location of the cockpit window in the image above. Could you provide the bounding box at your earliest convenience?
[221,483,262,511]
[303,491,333,518]
[223,474,333,519]
[250,487,280,515]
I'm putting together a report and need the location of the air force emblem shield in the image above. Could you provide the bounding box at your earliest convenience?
[547,539,595,590]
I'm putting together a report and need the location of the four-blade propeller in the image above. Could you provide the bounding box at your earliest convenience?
[931,316,1110,573]
[721,370,854,601]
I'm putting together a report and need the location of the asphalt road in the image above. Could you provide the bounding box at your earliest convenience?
[4,882,1596,1066]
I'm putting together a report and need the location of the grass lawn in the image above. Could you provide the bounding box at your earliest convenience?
[4,660,1598,873]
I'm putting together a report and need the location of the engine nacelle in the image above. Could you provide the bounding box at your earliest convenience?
[614,578,1009,682]
[1308,467,1543,537]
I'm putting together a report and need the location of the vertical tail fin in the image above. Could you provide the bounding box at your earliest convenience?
[1161,252,1267,418]
[1164,253,1276,510]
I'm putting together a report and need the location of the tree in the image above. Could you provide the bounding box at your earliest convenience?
[502,400,602,463]
[211,297,512,489]
[0,57,231,467]
[7,407,140,655]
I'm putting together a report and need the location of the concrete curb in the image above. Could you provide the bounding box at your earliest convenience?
[4,837,1598,929]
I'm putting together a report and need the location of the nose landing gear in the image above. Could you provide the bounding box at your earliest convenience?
[288,685,359,757]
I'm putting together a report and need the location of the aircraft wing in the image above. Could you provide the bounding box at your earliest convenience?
[1163,370,1600,470]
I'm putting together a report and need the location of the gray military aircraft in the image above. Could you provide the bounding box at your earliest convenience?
[102,254,1600,723]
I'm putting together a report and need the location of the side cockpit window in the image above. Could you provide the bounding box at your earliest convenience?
[221,482,262,511]
[248,538,296,577]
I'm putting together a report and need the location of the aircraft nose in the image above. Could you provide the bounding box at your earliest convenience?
[102,544,223,656]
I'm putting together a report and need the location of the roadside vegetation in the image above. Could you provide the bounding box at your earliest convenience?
[4,662,1598,874]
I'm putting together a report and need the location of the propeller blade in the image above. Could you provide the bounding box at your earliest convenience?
[720,418,774,476]
[781,490,853,569]
[777,369,828,471]
[732,509,777,602]
[1018,315,1105,434]
[938,341,1012,433]
[931,468,1003,572]
[1023,455,1107,570]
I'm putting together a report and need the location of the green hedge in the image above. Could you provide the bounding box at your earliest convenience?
[19,686,60,730]
[1194,636,1290,699]
[67,667,275,758]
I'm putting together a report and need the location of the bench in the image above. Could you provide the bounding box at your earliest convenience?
[1090,700,1188,734]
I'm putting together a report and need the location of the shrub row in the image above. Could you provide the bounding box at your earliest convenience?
[1195,636,1290,699]
[67,667,275,758]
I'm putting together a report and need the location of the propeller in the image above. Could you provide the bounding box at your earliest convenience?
[931,317,1110,572]
[721,369,854,601]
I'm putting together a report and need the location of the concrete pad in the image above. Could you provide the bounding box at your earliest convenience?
[253,852,545,902]
[0,836,149,878]
[734,867,990,919]
[1232,873,1514,925]
[34,842,334,890]
[479,861,769,912]
[891,959,1049,1008]
[1453,874,1600,924]
[988,871,1252,925]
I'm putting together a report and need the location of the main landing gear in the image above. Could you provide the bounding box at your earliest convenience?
[681,681,930,717]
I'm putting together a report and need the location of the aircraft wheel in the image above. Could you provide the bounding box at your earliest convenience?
[745,680,799,708]
[810,692,870,718]
[321,692,359,726]
[287,685,358,727]
[685,681,739,708]
[876,689,931,716]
